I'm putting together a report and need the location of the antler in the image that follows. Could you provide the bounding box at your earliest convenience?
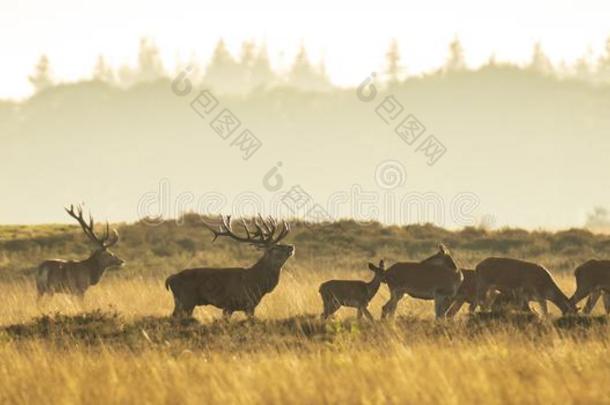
[65,204,119,248]
[202,215,290,247]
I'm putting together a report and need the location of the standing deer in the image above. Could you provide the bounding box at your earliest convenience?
[36,205,124,298]
[319,260,385,321]
[570,260,610,314]
[165,215,294,319]
[445,269,533,317]
[381,245,463,319]
[475,257,576,316]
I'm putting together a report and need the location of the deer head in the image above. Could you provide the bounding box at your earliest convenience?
[65,204,125,269]
[368,259,386,280]
[420,244,458,271]
[203,215,294,267]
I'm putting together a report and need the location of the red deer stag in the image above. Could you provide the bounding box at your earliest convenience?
[475,257,576,316]
[445,269,533,317]
[319,260,385,320]
[381,245,463,319]
[165,215,294,318]
[570,260,610,314]
[36,205,124,298]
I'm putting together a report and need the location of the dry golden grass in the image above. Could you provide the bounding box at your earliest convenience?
[1,270,609,405]
[1,221,610,404]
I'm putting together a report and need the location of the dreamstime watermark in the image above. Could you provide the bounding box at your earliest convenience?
[356,73,447,166]
[375,160,407,189]
[136,178,492,229]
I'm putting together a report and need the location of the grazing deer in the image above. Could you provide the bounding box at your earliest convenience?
[165,215,294,319]
[475,257,576,316]
[319,260,385,321]
[36,205,124,298]
[381,245,463,319]
[445,269,533,317]
[570,260,610,314]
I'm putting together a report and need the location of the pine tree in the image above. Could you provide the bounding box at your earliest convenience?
[203,39,242,93]
[288,43,330,91]
[385,39,401,85]
[28,55,53,92]
[239,40,256,90]
[250,44,275,90]
[597,37,610,84]
[574,47,593,82]
[445,37,465,72]
[529,42,552,75]
[137,38,164,82]
[93,55,115,83]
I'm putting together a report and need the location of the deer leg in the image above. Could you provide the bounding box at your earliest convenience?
[434,293,450,319]
[518,292,533,313]
[474,280,491,312]
[536,297,549,316]
[480,289,498,312]
[171,296,193,318]
[569,284,592,308]
[602,292,610,315]
[245,308,256,319]
[36,290,46,301]
[322,301,340,320]
[357,308,363,319]
[75,291,86,305]
[446,298,466,318]
[184,304,196,317]
[583,290,601,314]
[382,289,403,319]
[360,306,374,321]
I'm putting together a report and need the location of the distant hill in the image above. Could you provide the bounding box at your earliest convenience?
[1,67,610,228]
[1,217,609,282]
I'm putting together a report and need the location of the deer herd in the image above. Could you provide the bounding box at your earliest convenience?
[34,206,610,320]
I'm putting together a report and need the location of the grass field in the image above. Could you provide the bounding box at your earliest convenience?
[1,219,609,404]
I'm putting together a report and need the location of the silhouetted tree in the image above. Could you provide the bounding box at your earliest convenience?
[597,37,610,84]
[573,50,591,81]
[385,39,401,86]
[239,40,256,90]
[529,42,552,75]
[250,44,276,90]
[288,43,331,91]
[29,55,53,92]
[93,55,115,83]
[203,39,243,93]
[137,38,164,82]
[445,37,465,72]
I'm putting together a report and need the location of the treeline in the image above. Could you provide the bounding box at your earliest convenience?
[24,36,610,97]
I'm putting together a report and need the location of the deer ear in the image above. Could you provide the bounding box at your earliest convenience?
[368,263,377,271]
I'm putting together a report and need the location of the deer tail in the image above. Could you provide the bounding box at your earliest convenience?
[165,274,174,291]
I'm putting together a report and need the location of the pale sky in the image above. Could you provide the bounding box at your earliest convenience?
[1,0,609,99]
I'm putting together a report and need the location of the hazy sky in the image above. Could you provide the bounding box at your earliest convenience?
[1,0,609,99]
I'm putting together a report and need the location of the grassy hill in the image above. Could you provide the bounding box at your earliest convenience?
[2,216,609,283]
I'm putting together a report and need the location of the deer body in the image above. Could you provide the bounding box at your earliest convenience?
[445,269,533,317]
[319,261,385,320]
[475,257,576,315]
[570,260,610,314]
[166,215,293,318]
[166,249,292,317]
[382,246,463,319]
[36,205,123,298]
